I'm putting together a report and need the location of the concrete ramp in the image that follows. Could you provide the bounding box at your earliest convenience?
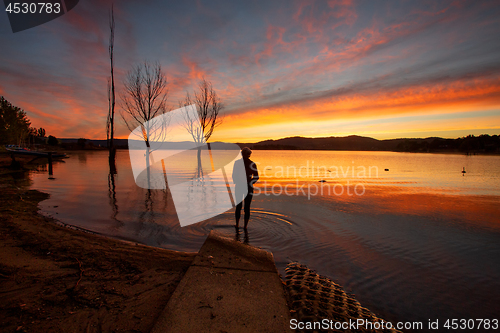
[151,231,292,333]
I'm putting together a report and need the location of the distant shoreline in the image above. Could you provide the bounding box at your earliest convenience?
[5,133,498,155]
[241,147,500,156]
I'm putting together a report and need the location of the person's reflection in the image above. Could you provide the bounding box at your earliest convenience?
[243,228,249,244]
[234,227,250,245]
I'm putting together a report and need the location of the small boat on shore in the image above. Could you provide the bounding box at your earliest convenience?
[5,145,67,158]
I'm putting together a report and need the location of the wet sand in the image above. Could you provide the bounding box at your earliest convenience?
[0,163,196,333]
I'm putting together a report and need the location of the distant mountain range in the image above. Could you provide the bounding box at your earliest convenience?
[239,135,407,151]
[238,134,500,153]
[60,134,500,153]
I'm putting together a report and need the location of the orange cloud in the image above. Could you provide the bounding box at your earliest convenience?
[211,73,500,142]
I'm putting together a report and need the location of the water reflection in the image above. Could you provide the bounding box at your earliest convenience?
[34,163,48,173]
[8,169,31,186]
[235,227,249,245]
[78,152,87,164]
[140,189,154,225]
[155,148,238,227]
[107,171,121,229]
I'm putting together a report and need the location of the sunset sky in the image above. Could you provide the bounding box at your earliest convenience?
[1,0,500,142]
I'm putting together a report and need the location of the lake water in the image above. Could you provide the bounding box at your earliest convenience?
[29,150,500,330]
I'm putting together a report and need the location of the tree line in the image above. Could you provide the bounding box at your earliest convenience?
[395,135,500,153]
[0,96,58,146]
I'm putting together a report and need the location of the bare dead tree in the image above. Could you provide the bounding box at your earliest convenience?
[181,78,223,178]
[106,4,116,174]
[106,77,113,142]
[121,61,169,188]
[181,78,223,144]
[181,93,204,145]
[121,61,169,146]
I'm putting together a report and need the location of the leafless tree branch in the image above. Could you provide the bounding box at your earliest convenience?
[181,78,223,143]
[121,61,170,147]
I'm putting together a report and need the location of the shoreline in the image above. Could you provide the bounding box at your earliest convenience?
[4,147,499,158]
[0,172,196,333]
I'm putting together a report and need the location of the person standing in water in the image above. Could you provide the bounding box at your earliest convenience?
[232,147,259,229]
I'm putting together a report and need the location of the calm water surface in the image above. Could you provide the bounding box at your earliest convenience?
[30,150,500,330]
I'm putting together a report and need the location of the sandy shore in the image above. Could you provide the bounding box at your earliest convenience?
[0,161,196,333]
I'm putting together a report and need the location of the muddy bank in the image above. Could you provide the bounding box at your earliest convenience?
[0,172,196,333]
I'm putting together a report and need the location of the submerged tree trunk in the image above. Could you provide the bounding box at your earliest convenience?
[196,146,202,179]
[107,4,117,175]
[146,145,151,190]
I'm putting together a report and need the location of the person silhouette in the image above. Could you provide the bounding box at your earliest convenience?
[232,147,259,229]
